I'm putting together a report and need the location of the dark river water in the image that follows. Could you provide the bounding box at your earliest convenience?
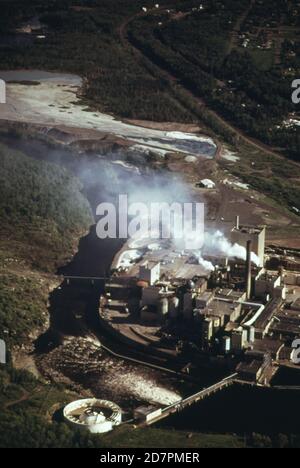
[158,383,300,435]
[2,131,300,435]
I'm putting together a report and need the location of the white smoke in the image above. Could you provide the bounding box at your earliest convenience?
[197,256,214,272]
[202,230,260,266]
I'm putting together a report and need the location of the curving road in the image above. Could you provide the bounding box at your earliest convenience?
[118,6,293,163]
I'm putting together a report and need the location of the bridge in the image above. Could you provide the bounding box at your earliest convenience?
[138,373,238,426]
[62,275,110,285]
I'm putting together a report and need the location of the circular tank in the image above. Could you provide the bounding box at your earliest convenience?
[158,297,169,317]
[186,279,195,291]
[63,399,122,434]
[169,296,180,318]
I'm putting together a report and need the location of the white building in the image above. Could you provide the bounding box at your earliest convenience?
[199,179,216,189]
[139,261,160,285]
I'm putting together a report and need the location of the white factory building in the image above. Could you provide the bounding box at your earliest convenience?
[139,261,161,285]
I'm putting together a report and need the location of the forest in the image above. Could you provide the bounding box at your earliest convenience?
[0,0,299,159]
[128,0,300,161]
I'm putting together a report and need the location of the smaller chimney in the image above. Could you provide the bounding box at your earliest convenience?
[235,215,240,230]
[246,240,252,300]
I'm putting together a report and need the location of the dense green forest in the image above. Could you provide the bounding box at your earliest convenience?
[0,143,92,271]
[0,0,194,122]
[0,142,92,347]
[0,363,110,448]
[0,142,94,446]
[0,142,91,232]
[0,275,46,347]
[0,0,299,159]
[128,0,300,161]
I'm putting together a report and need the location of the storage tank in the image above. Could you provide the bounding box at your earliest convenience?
[248,326,255,343]
[169,296,180,319]
[158,297,169,318]
[63,399,122,434]
[222,336,231,354]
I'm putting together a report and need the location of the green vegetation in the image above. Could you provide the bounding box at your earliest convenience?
[0,363,248,449]
[101,425,246,448]
[0,141,93,348]
[0,142,95,447]
[128,0,300,161]
[219,140,300,212]
[0,0,299,159]
[0,363,109,448]
[0,274,47,347]
[0,0,194,122]
[0,142,92,271]
[1,359,300,448]
[0,142,91,234]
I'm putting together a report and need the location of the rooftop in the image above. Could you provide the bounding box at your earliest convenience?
[232,224,265,235]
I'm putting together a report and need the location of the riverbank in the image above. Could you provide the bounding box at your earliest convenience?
[0,70,217,158]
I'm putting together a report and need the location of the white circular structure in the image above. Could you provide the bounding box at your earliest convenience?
[63,399,122,434]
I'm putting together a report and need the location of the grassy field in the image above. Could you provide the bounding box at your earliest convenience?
[101,425,246,449]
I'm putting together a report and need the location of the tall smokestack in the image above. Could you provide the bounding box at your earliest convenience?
[246,240,252,299]
[235,215,240,230]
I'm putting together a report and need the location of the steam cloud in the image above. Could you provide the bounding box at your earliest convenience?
[20,140,259,269]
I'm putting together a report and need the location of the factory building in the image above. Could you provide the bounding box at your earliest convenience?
[231,327,248,351]
[141,285,162,307]
[134,406,162,423]
[215,288,247,303]
[140,284,175,322]
[253,298,282,339]
[200,317,214,349]
[270,298,300,340]
[255,271,284,300]
[139,261,160,285]
[231,217,266,267]
[195,291,214,309]
[251,338,284,361]
[197,179,216,189]
[222,336,231,354]
[283,272,300,286]
[195,296,243,349]
[236,350,272,383]
[183,290,196,320]
[206,299,242,324]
